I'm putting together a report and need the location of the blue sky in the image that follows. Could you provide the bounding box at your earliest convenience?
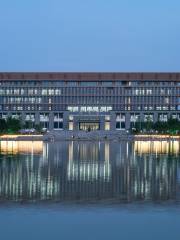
[0,0,179,72]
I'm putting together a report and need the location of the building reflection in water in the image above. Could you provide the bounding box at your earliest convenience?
[67,141,111,181]
[0,140,179,202]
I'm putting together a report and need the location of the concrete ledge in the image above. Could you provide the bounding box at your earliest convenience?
[43,130,133,141]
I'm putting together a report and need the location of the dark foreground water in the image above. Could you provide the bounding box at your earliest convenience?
[0,140,180,240]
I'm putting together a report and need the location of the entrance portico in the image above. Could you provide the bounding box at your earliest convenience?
[68,114,107,131]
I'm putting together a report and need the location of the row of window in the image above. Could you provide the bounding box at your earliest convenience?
[0,112,63,120]
[1,105,178,112]
[116,113,180,122]
[1,96,178,101]
[1,112,180,121]
[1,81,180,87]
[0,88,61,96]
[1,87,180,97]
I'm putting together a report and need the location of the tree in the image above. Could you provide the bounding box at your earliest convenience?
[35,123,43,133]
[145,115,153,132]
[154,121,165,133]
[24,120,34,129]
[0,119,7,133]
[167,118,180,134]
[6,117,22,133]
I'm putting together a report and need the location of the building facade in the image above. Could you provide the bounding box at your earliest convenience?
[0,72,180,131]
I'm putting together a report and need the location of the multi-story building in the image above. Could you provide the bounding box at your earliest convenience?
[0,72,180,131]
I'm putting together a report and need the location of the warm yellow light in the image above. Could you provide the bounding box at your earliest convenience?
[0,134,43,139]
[0,141,43,154]
[134,140,180,154]
[134,134,180,139]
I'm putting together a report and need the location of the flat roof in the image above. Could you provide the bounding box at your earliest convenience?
[0,72,180,81]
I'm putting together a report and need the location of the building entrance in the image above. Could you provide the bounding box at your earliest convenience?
[79,122,100,131]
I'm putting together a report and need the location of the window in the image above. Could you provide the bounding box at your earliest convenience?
[25,113,35,121]
[40,113,49,122]
[67,82,78,86]
[158,114,168,122]
[54,113,63,120]
[116,114,126,129]
[144,114,153,122]
[116,113,125,121]
[102,82,113,86]
[105,122,110,130]
[69,115,74,121]
[69,122,73,130]
[79,82,97,86]
[54,122,63,129]
[130,114,140,122]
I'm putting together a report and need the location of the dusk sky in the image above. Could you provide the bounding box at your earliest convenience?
[0,0,179,72]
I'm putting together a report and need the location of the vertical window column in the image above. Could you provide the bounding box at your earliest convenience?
[25,113,35,128]
[40,113,49,129]
[105,115,110,130]
[54,113,63,130]
[130,113,140,129]
[116,113,125,130]
[68,115,74,130]
[158,113,168,122]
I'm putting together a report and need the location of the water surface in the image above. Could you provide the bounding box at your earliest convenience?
[0,140,179,240]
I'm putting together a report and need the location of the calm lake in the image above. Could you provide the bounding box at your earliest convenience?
[0,140,180,240]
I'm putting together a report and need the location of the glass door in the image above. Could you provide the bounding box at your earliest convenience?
[79,122,100,131]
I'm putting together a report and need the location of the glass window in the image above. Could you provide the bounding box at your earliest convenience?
[80,82,97,86]
[69,122,73,130]
[103,82,113,86]
[67,82,78,86]
[105,122,110,130]
[69,115,74,121]
[54,122,63,129]
[105,115,110,121]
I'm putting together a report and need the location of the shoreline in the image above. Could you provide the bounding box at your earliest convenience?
[0,134,44,141]
[1,132,180,141]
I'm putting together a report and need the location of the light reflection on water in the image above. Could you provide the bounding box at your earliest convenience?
[0,140,179,203]
[0,141,43,154]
